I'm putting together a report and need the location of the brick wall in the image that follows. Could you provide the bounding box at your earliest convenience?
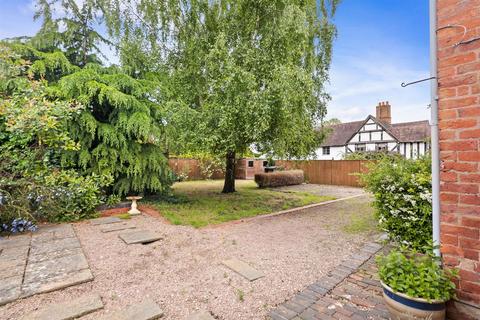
[437,0,480,318]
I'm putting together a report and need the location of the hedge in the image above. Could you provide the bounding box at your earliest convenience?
[254,170,304,188]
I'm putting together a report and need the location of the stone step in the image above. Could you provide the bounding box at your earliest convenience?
[91,217,123,225]
[222,258,264,281]
[101,223,136,233]
[118,230,162,245]
[20,294,103,320]
[98,300,163,320]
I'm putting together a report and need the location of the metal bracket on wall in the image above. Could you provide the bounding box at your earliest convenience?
[401,76,436,88]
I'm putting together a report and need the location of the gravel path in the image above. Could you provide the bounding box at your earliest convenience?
[1,195,375,320]
[276,183,366,198]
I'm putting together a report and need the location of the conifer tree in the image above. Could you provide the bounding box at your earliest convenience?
[5,43,173,196]
[56,64,174,195]
[33,0,110,66]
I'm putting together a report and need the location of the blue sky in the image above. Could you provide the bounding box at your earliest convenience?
[0,0,431,123]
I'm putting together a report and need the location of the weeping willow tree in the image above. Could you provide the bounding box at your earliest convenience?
[101,0,340,193]
[4,43,173,196]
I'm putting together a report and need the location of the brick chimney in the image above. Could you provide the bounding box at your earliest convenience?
[376,101,391,124]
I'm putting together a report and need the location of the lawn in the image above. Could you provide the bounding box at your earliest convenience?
[148,180,335,227]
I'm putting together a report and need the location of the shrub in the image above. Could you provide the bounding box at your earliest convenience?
[0,171,111,225]
[344,151,402,160]
[377,245,457,301]
[254,170,304,188]
[360,156,432,250]
[38,170,112,222]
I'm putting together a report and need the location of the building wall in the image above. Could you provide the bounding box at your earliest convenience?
[315,146,345,160]
[399,142,429,159]
[235,158,267,179]
[437,0,480,318]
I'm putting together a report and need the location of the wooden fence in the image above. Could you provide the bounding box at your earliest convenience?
[276,160,372,187]
[168,158,224,180]
[169,158,373,187]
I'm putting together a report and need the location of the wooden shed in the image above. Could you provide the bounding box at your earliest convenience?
[235,158,268,179]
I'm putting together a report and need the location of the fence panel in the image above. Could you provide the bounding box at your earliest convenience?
[277,160,370,187]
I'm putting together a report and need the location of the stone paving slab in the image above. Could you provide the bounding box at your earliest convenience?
[98,300,164,320]
[118,230,162,244]
[222,258,264,281]
[101,222,136,233]
[20,293,103,320]
[187,311,216,320]
[0,224,94,306]
[90,217,123,225]
[0,234,31,249]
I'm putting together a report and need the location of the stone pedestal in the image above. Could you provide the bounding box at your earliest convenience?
[126,196,142,216]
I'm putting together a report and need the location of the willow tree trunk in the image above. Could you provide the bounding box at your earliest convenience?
[222,151,236,193]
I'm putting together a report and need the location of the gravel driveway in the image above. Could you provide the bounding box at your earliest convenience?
[1,194,376,320]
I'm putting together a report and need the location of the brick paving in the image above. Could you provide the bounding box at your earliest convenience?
[269,242,389,320]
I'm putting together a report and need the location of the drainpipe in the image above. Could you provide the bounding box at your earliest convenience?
[430,0,441,257]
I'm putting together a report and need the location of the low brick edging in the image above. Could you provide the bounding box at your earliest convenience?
[269,241,384,320]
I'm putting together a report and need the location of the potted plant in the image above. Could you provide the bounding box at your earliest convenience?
[376,246,457,320]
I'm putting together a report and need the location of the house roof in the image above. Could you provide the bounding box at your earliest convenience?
[320,120,365,147]
[320,116,430,147]
[390,120,431,142]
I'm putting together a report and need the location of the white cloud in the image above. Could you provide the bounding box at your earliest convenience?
[326,49,431,124]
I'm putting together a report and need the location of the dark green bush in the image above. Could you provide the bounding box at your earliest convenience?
[360,156,432,250]
[254,170,304,188]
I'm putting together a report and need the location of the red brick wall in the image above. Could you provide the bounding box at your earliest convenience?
[437,0,480,317]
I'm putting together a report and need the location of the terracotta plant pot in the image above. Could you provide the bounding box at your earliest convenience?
[381,282,446,320]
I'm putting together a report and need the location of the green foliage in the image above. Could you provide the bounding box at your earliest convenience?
[32,0,109,66]
[101,0,340,191]
[38,170,111,222]
[0,43,110,224]
[344,151,402,160]
[377,245,457,301]
[360,156,432,250]
[55,63,174,195]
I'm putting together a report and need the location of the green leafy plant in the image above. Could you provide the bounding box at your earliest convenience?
[360,156,432,250]
[377,245,457,301]
[38,170,112,222]
[344,151,402,160]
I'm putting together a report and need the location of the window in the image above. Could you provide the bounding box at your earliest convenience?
[376,143,388,152]
[263,161,268,167]
[355,144,366,152]
[322,146,330,155]
[248,160,254,168]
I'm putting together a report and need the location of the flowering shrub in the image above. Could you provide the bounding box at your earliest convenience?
[1,218,37,234]
[360,156,432,250]
[0,171,111,228]
[36,170,113,222]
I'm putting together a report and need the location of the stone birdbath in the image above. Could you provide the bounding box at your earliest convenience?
[126,196,143,216]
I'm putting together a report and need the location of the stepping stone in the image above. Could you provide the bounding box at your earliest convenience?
[222,258,264,281]
[187,311,215,320]
[90,217,123,225]
[118,230,162,245]
[20,293,103,320]
[101,222,136,233]
[98,300,163,320]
